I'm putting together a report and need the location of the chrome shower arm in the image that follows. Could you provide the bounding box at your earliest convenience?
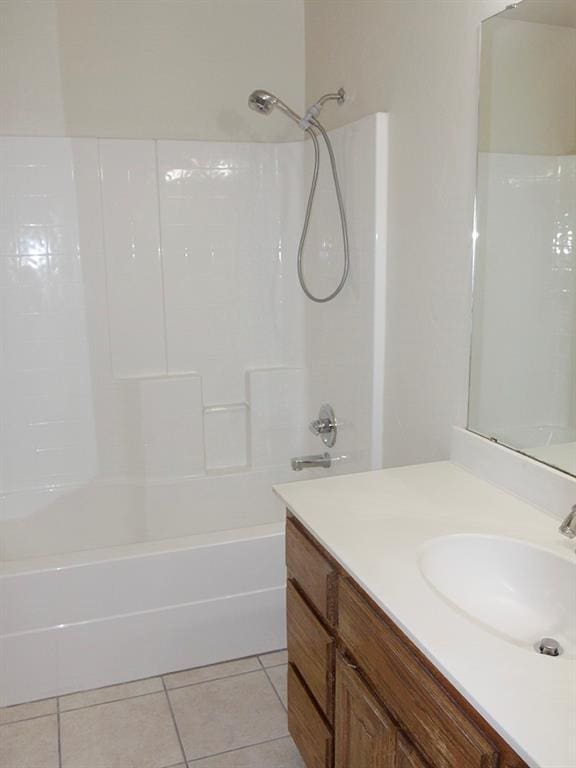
[315,88,346,108]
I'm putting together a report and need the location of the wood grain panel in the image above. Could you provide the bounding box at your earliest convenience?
[286,517,336,624]
[334,653,396,768]
[287,579,334,719]
[396,733,430,768]
[288,663,332,768]
[338,579,498,768]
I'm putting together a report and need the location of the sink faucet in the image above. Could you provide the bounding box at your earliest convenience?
[559,505,576,539]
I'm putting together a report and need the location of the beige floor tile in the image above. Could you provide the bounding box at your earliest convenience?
[0,714,59,768]
[258,649,288,668]
[163,657,260,690]
[60,692,183,768]
[59,676,163,711]
[188,736,304,767]
[0,698,57,725]
[266,664,288,709]
[169,670,288,761]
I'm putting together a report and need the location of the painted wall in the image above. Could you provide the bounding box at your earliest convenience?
[305,0,507,467]
[479,19,576,155]
[0,0,305,141]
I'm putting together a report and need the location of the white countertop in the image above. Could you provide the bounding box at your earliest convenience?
[274,461,576,768]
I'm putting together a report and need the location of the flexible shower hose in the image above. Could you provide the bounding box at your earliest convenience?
[298,118,350,303]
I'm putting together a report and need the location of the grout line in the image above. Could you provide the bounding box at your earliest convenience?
[162,677,188,767]
[0,711,59,727]
[58,689,165,716]
[56,696,62,768]
[164,666,264,693]
[187,735,292,763]
[262,666,288,712]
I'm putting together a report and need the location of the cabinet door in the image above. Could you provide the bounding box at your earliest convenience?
[335,654,396,768]
[396,733,429,768]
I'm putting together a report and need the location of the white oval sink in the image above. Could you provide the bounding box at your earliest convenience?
[419,534,576,658]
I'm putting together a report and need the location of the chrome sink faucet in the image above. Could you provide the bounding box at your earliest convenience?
[559,505,576,539]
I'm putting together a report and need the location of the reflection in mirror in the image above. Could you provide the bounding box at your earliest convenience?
[469,0,576,476]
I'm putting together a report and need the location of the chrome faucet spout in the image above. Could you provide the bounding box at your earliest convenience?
[559,505,576,539]
[291,453,331,471]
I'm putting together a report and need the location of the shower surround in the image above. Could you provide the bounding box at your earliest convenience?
[0,115,387,705]
[0,137,306,559]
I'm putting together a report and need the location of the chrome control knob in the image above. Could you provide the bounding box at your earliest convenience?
[308,404,337,447]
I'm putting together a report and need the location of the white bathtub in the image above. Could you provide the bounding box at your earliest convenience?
[0,522,286,707]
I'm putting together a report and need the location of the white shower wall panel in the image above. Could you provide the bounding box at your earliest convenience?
[157,140,305,405]
[98,140,167,378]
[303,114,388,474]
[0,138,98,494]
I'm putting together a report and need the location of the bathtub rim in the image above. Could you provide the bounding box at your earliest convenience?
[0,521,284,577]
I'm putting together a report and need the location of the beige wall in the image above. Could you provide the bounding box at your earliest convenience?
[479,18,576,154]
[305,0,507,467]
[0,0,305,141]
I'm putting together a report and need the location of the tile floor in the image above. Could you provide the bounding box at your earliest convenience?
[0,651,303,768]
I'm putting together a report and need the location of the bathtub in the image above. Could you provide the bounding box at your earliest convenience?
[0,522,286,707]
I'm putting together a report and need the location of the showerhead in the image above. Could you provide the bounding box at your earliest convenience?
[248,90,278,116]
[248,89,303,125]
[248,88,346,131]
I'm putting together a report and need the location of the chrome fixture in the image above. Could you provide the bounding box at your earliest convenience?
[248,88,349,303]
[291,453,332,471]
[309,403,337,448]
[536,637,562,657]
[559,505,576,539]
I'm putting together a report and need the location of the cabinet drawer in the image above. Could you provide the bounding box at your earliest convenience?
[338,579,498,768]
[287,579,334,719]
[286,517,336,624]
[288,664,332,768]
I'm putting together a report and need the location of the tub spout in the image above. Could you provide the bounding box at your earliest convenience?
[291,453,331,471]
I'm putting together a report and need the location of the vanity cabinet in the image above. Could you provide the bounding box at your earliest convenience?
[285,514,529,768]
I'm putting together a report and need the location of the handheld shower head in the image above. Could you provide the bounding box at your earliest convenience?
[248,90,303,125]
[248,90,277,115]
[247,86,350,303]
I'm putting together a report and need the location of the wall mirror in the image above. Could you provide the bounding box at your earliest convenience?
[469,0,576,476]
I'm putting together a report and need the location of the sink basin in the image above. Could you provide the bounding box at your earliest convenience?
[419,534,576,658]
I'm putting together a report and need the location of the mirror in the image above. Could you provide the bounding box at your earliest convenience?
[469,0,576,476]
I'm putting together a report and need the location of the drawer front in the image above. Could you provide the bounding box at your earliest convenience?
[287,579,334,719]
[288,664,332,768]
[286,517,336,624]
[338,579,498,768]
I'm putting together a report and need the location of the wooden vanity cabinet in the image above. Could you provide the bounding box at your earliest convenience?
[285,514,529,768]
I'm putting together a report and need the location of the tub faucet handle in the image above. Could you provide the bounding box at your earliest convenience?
[308,404,337,447]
